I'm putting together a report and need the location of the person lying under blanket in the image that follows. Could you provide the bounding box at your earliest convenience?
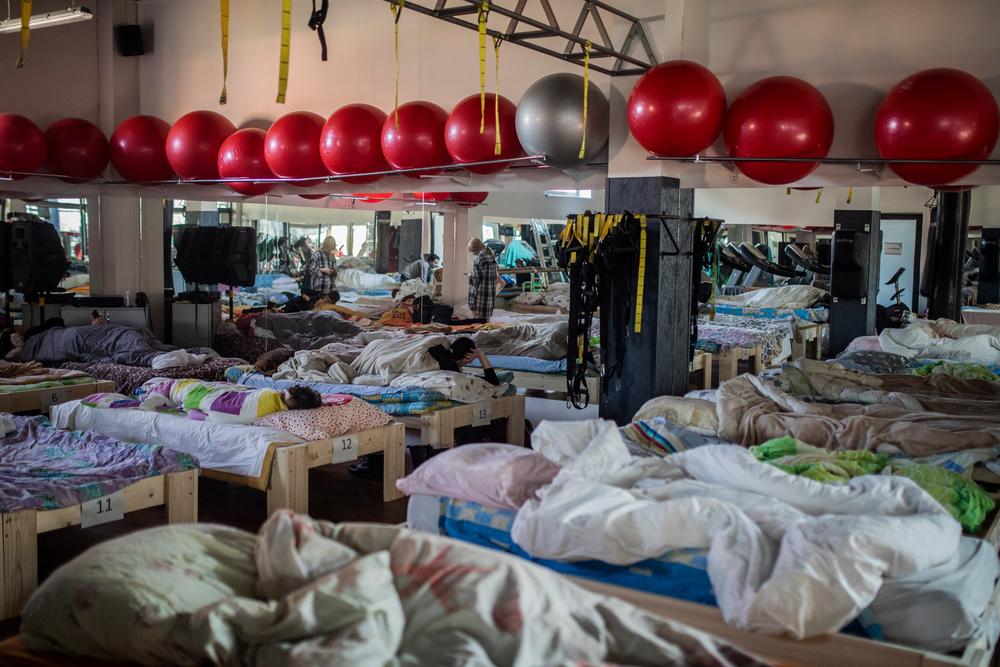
[429,337,500,385]
[138,378,322,424]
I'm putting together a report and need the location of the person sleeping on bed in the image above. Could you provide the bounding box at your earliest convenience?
[428,337,501,386]
[139,378,322,424]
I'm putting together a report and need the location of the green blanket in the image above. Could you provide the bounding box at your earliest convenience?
[910,360,999,382]
[751,436,995,531]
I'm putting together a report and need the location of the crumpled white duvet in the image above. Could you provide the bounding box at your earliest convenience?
[715,284,827,310]
[879,319,1000,366]
[349,334,445,385]
[514,420,963,639]
[273,349,356,384]
[335,267,400,291]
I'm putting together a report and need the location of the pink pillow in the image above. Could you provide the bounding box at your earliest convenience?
[846,335,883,352]
[396,443,560,509]
[255,397,391,440]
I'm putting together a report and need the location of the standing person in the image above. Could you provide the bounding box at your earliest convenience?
[467,237,499,320]
[400,253,439,283]
[306,236,338,296]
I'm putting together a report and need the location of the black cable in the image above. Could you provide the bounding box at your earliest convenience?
[308,0,330,61]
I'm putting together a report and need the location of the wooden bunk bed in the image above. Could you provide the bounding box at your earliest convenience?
[397,394,526,448]
[0,380,115,414]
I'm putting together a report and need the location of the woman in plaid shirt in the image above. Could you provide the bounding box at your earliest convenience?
[306,236,339,294]
[467,237,499,319]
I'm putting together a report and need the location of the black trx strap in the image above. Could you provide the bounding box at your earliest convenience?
[309,0,330,61]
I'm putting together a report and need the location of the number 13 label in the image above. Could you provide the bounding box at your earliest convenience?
[81,489,125,529]
[471,402,492,427]
[332,435,358,464]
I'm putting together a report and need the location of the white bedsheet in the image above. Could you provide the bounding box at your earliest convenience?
[514,419,966,640]
[880,319,1000,365]
[51,400,302,478]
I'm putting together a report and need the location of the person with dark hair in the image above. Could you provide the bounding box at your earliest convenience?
[428,337,500,385]
[283,384,324,410]
[467,238,499,319]
[400,253,440,283]
[142,379,322,424]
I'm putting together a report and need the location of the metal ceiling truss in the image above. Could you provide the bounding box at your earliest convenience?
[387,0,657,76]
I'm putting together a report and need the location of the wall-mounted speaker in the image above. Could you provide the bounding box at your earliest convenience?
[11,222,69,295]
[114,24,145,57]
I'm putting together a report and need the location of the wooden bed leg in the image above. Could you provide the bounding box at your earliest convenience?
[751,346,764,374]
[267,446,309,516]
[1,511,37,621]
[717,350,738,382]
[791,339,806,360]
[383,424,406,503]
[165,469,199,524]
[702,354,713,390]
[506,396,526,446]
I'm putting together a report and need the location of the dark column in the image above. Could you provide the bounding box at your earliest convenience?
[600,177,694,425]
[927,191,971,320]
[979,228,1000,305]
[829,209,881,356]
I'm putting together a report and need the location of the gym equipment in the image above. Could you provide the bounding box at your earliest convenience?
[0,223,11,292]
[44,118,109,182]
[515,72,609,170]
[880,266,911,329]
[785,243,829,274]
[445,93,524,174]
[217,128,276,197]
[721,242,761,289]
[110,115,174,182]
[452,192,489,206]
[0,113,46,179]
[264,111,326,184]
[738,243,805,280]
[174,226,257,287]
[979,229,1000,305]
[627,60,726,156]
[217,227,257,287]
[165,110,236,180]
[320,104,389,184]
[10,221,70,295]
[829,210,881,355]
[380,101,450,178]
[723,76,834,185]
[875,68,999,186]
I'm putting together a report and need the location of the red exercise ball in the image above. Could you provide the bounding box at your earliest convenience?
[217,128,275,197]
[0,113,46,179]
[44,118,109,183]
[413,192,451,202]
[299,193,328,200]
[110,115,174,182]
[627,60,726,156]
[265,111,326,186]
[381,101,450,178]
[875,68,999,186]
[723,76,834,185]
[445,93,524,174]
[166,110,236,181]
[320,104,389,184]
[452,191,488,206]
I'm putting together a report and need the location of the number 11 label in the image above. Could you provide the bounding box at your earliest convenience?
[81,489,125,529]
[332,435,358,464]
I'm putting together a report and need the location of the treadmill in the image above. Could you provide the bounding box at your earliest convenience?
[721,243,762,291]
[738,242,807,283]
[784,243,831,289]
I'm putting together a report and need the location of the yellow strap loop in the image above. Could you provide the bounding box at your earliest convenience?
[815,189,823,204]
[847,186,853,204]
[634,214,647,333]
[16,0,31,69]
[390,0,404,129]
[219,0,229,104]
[578,40,591,160]
[276,0,291,103]
[478,1,489,133]
[785,187,791,196]
[493,36,502,155]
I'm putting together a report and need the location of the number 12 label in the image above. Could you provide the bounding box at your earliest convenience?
[81,489,125,529]
[332,435,358,464]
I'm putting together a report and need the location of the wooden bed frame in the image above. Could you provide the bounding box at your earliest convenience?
[1,469,198,621]
[714,345,764,383]
[398,394,525,448]
[0,380,116,414]
[792,322,827,360]
[572,576,1000,667]
[200,422,407,514]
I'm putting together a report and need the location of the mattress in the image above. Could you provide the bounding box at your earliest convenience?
[0,376,96,395]
[50,399,301,478]
[468,355,567,374]
[710,304,829,323]
[60,357,246,396]
[0,415,197,513]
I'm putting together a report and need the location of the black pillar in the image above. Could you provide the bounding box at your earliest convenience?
[979,228,1000,305]
[829,210,881,356]
[927,191,971,321]
[600,177,694,425]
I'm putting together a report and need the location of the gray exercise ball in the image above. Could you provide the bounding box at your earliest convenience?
[515,72,610,170]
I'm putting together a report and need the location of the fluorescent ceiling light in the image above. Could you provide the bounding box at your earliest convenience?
[0,6,93,34]
[544,189,592,198]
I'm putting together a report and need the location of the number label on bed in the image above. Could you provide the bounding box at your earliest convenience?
[81,490,125,529]
[41,387,70,410]
[332,435,358,464]
[471,401,492,427]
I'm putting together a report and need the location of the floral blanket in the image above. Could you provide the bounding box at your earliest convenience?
[60,357,247,395]
[0,415,197,512]
[21,511,764,666]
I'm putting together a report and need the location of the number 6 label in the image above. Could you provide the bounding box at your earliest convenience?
[81,489,125,529]
[471,401,492,427]
[332,435,358,464]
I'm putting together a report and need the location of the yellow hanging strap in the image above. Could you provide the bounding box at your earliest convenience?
[634,214,647,333]
[785,187,791,196]
[15,0,31,69]
[578,40,592,160]
[390,0,404,129]
[276,0,291,103]
[478,1,489,133]
[847,186,853,204]
[493,36,502,155]
[815,189,823,204]
[219,0,229,104]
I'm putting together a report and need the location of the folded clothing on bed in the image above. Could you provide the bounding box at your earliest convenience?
[0,414,197,513]
[0,360,89,385]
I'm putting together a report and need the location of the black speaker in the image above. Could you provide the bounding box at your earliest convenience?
[174,226,222,284]
[216,227,257,287]
[0,222,11,292]
[114,24,145,57]
[979,229,1000,305]
[11,222,69,294]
